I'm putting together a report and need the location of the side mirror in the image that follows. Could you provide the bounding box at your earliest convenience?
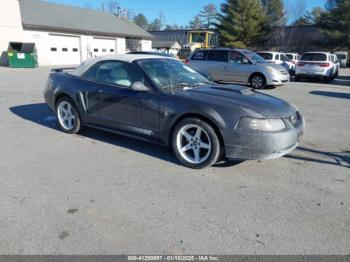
[131,81,150,92]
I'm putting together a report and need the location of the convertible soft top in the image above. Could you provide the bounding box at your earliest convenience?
[69,54,175,77]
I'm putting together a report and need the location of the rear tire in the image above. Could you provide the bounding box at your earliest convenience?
[172,118,221,169]
[294,75,300,82]
[249,73,266,89]
[56,97,82,134]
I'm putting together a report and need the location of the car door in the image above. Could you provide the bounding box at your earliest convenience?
[223,51,252,83]
[205,50,229,81]
[83,60,160,139]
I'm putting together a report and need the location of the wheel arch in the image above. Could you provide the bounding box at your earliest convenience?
[168,113,225,150]
[54,92,76,109]
[248,72,266,83]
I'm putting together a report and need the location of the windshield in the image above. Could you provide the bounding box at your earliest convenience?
[138,59,210,91]
[257,52,273,60]
[336,54,347,60]
[286,54,293,60]
[301,53,327,61]
[178,48,192,59]
[243,51,266,63]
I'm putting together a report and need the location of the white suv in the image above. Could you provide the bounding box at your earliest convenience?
[295,52,337,82]
[257,51,293,72]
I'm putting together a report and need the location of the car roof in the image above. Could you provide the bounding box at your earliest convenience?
[257,51,281,54]
[128,51,173,57]
[70,54,175,76]
[302,52,330,55]
[193,48,254,53]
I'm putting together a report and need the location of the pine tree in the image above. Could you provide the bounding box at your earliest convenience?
[318,0,350,49]
[189,16,203,30]
[133,13,149,29]
[199,4,218,29]
[216,0,267,48]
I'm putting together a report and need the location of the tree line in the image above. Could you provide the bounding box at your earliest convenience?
[91,0,350,50]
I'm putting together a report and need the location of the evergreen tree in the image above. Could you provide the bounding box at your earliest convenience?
[133,13,149,29]
[216,0,267,48]
[189,16,203,30]
[148,19,162,31]
[318,0,350,48]
[199,4,218,29]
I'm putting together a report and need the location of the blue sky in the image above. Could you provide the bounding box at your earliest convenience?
[46,0,327,26]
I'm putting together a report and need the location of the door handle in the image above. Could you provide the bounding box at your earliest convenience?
[98,89,103,93]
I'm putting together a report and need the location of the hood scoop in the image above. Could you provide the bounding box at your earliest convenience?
[210,86,255,95]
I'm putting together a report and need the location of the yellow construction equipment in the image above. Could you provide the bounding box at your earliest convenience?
[178,30,217,60]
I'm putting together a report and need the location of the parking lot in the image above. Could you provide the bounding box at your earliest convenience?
[0,67,349,254]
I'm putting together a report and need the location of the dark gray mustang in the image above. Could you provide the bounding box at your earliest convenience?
[44,54,305,169]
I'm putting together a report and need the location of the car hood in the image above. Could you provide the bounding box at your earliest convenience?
[176,84,296,118]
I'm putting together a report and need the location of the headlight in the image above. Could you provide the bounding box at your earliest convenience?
[239,117,286,131]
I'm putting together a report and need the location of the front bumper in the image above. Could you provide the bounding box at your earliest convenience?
[221,118,305,160]
[266,72,290,86]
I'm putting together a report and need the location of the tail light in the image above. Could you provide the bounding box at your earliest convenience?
[319,63,330,67]
[297,62,305,66]
[184,59,190,65]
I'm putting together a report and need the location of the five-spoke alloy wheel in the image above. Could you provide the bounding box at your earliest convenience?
[56,97,82,134]
[172,118,221,169]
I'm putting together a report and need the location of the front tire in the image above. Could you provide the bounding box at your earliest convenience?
[172,118,221,169]
[250,74,266,89]
[56,97,82,134]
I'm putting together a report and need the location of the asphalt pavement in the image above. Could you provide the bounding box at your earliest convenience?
[0,66,349,254]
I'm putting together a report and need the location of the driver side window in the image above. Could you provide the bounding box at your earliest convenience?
[229,51,248,64]
[84,61,146,88]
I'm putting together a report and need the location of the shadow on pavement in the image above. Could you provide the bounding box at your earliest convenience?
[9,103,243,168]
[285,146,350,168]
[291,75,350,87]
[309,90,350,99]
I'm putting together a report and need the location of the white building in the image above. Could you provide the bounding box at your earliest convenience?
[0,0,153,66]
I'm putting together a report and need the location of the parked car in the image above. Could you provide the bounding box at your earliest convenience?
[186,48,289,89]
[127,51,174,58]
[335,51,348,68]
[295,52,337,82]
[331,54,340,77]
[256,51,293,73]
[286,53,300,75]
[44,54,304,169]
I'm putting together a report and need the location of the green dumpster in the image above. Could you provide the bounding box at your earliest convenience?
[7,42,37,68]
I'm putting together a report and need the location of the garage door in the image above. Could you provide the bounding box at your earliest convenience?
[48,35,81,65]
[92,37,116,57]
